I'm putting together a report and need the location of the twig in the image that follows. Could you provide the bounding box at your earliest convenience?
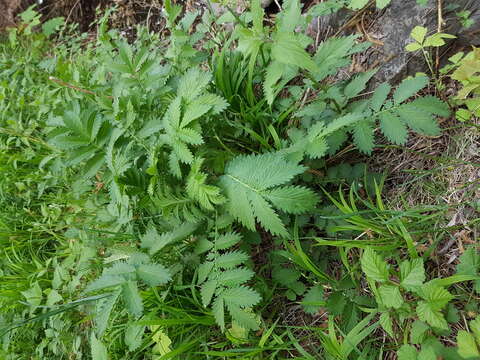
[435,0,443,71]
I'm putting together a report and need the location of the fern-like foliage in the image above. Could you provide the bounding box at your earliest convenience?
[197,232,260,331]
[218,153,318,237]
[86,253,171,322]
[160,68,228,178]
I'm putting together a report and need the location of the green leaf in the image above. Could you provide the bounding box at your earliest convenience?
[301,285,324,314]
[136,264,171,286]
[393,76,429,104]
[95,290,121,337]
[215,232,242,250]
[122,281,143,318]
[42,17,64,36]
[416,301,448,330]
[361,247,389,282]
[370,82,391,112]
[353,120,375,155]
[264,186,318,214]
[456,247,480,293]
[217,268,254,287]
[349,0,369,10]
[379,285,404,309]
[410,26,428,44]
[125,322,145,352]
[379,112,408,145]
[418,283,453,310]
[215,251,249,269]
[21,282,43,307]
[90,332,108,360]
[272,33,318,73]
[222,286,261,308]
[201,280,217,307]
[212,297,225,330]
[344,70,377,99]
[264,61,286,105]
[397,344,418,360]
[379,312,394,337]
[85,275,126,293]
[219,153,310,236]
[278,0,302,33]
[227,305,259,330]
[409,96,450,117]
[376,0,391,8]
[410,320,430,344]
[457,331,480,359]
[396,104,441,136]
[400,258,426,291]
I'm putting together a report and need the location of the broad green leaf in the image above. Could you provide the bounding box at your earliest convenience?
[397,344,418,360]
[400,258,425,291]
[361,248,389,282]
[353,120,375,155]
[376,0,391,9]
[201,280,217,307]
[379,285,404,309]
[125,322,145,352]
[410,320,430,344]
[418,283,453,310]
[349,0,369,10]
[344,70,377,99]
[416,301,448,330]
[222,286,262,308]
[379,312,394,337]
[272,33,317,73]
[410,26,428,44]
[397,104,441,136]
[457,331,480,358]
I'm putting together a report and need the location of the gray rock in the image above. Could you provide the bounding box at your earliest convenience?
[309,0,480,84]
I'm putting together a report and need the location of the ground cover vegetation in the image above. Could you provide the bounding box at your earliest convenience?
[0,0,479,359]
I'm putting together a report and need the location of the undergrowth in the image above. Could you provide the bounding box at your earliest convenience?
[0,1,479,359]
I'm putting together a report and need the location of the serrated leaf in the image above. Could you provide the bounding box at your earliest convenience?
[215,251,249,269]
[418,283,453,310]
[198,261,214,284]
[215,232,242,250]
[264,186,318,214]
[227,305,259,330]
[125,322,145,352]
[416,301,448,330]
[201,280,217,307]
[90,332,108,360]
[379,312,394,337]
[272,33,317,73]
[409,96,450,117]
[301,285,324,314]
[396,104,441,136]
[410,26,428,44]
[122,281,143,318]
[397,344,418,360]
[393,76,429,104]
[212,297,225,330]
[370,82,391,112]
[222,286,261,308]
[379,111,408,145]
[219,153,308,236]
[353,120,375,155]
[344,70,377,99]
[400,258,426,291]
[457,331,480,359]
[361,248,389,282]
[264,61,285,105]
[410,320,430,344]
[95,290,121,337]
[136,263,171,286]
[379,285,404,309]
[85,275,126,293]
[217,268,254,287]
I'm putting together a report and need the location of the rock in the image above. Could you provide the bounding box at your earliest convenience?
[309,0,480,84]
[0,0,21,31]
